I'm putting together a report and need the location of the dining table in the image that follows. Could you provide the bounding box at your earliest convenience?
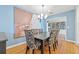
[34,32,50,54]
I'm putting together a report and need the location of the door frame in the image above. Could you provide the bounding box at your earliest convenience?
[46,16,67,40]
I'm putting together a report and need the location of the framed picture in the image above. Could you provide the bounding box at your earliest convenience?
[14,7,32,39]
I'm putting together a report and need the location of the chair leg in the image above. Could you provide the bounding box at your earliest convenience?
[54,42,57,49]
[32,49,34,54]
[38,45,41,50]
[26,46,29,54]
[55,40,58,46]
[53,44,55,51]
[49,46,51,54]
[55,41,58,49]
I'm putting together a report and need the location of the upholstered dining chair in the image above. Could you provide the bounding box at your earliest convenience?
[24,30,41,54]
[49,29,60,53]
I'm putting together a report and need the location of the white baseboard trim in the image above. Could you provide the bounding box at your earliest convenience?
[6,41,26,49]
[65,39,75,43]
[75,42,79,45]
[65,40,79,46]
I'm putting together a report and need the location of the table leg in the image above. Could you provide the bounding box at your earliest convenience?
[47,39,50,54]
[26,46,29,54]
[41,40,44,54]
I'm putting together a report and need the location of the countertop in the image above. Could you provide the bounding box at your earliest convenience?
[0,32,7,42]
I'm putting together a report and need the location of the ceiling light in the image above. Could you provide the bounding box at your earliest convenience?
[38,5,48,20]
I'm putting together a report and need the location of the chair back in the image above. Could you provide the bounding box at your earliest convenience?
[50,29,60,44]
[24,30,35,49]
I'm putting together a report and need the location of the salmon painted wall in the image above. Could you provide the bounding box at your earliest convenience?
[14,8,32,38]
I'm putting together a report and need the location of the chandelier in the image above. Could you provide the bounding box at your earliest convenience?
[38,5,48,20]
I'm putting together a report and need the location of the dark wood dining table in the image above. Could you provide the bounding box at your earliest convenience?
[34,32,50,54]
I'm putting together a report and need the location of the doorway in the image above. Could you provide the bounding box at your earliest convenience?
[46,16,67,41]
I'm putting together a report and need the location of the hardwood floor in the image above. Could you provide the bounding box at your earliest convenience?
[6,37,79,54]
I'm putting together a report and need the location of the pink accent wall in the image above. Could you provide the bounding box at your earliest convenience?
[14,8,32,38]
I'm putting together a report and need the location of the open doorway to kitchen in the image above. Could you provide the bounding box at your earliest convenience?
[46,16,67,44]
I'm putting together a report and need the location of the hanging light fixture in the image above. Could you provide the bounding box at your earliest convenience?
[40,5,44,19]
[38,5,48,20]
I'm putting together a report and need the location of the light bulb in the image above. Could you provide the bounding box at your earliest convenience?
[38,15,40,18]
[41,13,43,19]
[44,14,48,19]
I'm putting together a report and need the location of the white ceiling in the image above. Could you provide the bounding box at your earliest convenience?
[15,5,75,15]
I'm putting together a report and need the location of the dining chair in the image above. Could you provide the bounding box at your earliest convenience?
[49,29,60,53]
[24,30,41,54]
[31,29,43,48]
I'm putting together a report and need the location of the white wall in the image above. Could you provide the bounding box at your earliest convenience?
[75,6,79,44]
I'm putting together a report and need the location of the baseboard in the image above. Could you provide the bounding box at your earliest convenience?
[65,39,75,43]
[6,41,26,49]
[75,41,79,45]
